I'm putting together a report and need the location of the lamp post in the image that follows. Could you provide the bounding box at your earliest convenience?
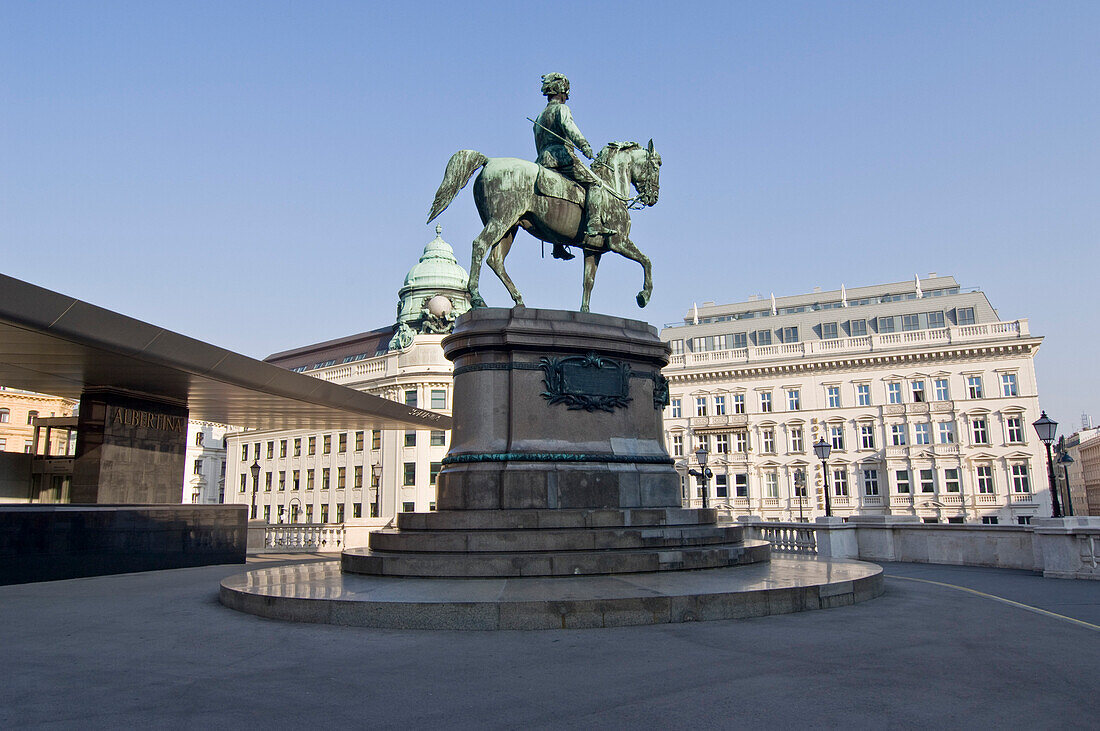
[1032,411,1062,518]
[249,460,261,520]
[371,462,383,519]
[813,437,833,518]
[794,468,806,522]
[687,447,712,509]
[1058,452,1075,517]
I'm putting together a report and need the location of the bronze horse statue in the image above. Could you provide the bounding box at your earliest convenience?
[426,141,661,312]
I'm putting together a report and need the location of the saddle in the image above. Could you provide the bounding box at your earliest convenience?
[534,166,586,206]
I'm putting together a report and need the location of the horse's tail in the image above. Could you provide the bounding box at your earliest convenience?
[426,150,489,224]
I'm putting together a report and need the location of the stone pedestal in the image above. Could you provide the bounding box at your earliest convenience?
[437,307,679,510]
[343,308,768,579]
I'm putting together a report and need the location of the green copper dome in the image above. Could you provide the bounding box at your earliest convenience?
[402,225,469,291]
[389,226,472,350]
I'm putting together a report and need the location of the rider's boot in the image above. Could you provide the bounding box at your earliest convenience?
[582,187,617,247]
[552,243,575,260]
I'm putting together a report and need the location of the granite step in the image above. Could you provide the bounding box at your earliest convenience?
[368,524,744,554]
[396,507,717,532]
[342,539,771,578]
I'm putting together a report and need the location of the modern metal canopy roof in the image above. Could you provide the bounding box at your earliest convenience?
[0,274,450,431]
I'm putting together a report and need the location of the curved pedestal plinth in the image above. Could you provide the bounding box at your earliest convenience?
[219,556,885,630]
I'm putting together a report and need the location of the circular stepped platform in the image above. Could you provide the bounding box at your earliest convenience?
[344,507,768,578]
[220,555,884,630]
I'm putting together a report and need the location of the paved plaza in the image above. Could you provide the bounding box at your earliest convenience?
[2,556,1098,729]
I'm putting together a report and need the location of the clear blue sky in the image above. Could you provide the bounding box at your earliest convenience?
[2,1,1098,430]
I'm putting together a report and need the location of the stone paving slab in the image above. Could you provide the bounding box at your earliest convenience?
[219,555,883,629]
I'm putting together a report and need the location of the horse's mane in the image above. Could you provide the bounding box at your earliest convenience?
[595,141,642,166]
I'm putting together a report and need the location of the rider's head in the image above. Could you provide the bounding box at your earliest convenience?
[541,73,570,100]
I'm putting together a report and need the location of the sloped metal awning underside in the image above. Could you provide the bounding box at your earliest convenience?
[0,274,450,432]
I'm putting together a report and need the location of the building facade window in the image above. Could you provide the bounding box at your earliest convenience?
[1006,416,1024,443]
[322,435,331,454]
[967,375,984,399]
[307,469,315,489]
[982,516,999,525]
[671,434,683,456]
[294,438,301,457]
[308,436,316,456]
[895,470,911,494]
[759,392,772,413]
[887,382,902,404]
[431,389,447,410]
[404,430,417,447]
[762,429,775,454]
[715,434,729,454]
[714,395,726,415]
[859,424,875,450]
[944,468,960,493]
[354,465,363,488]
[971,418,989,445]
[934,378,950,401]
[914,423,930,445]
[1001,373,1018,397]
[911,381,925,403]
[787,390,800,411]
[850,319,867,336]
[856,384,871,406]
[976,466,994,494]
[278,471,286,490]
[733,393,745,414]
[670,398,682,418]
[339,433,347,453]
[292,470,300,490]
[734,431,748,453]
[829,425,844,450]
[239,474,247,492]
[404,389,418,407]
[372,430,381,450]
[781,326,798,343]
[403,462,416,486]
[891,424,907,446]
[957,307,975,325]
[734,474,749,498]
[822,322,838,339]
[241,444,248,461]
[863,469,879,496]
[696,396,708,417]
[790,427,804,452]
[431,430,446,446]
[826,386,841,408]
[322,468,330,489]
[279,439,287,458]
[938,422,955,444]
[833,469,848,496]
[430,462,442,485]
[355,431,364,451]
[919,469,935,493]
[1011,464,1031,493]
[337,466,346,488]
[764,471,779,498]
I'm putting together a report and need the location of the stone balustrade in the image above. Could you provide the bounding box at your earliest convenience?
[737,514,1100,579]
[667,320,1029,369]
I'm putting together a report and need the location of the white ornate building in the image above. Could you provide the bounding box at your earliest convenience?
[660,275,1051,525]
[183,422,229,504]
[224,228,468,527]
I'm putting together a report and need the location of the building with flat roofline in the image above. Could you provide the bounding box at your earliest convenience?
[660,275,1050,524]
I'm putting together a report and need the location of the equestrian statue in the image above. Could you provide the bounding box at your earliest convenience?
[426,73,662,313]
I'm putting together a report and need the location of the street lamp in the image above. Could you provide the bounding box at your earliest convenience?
[813,437,833,518]
[794,468,806,522]
[1058,452,1075,517]
[371,462,383,518]
[1032,411,1062,518]
[688,447,712,509]
[249,460,261,520]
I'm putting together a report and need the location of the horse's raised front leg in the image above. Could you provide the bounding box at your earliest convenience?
[608,236,653,308]
[468,220,516,308]
[486,225,523,307]
[580,250,602,312]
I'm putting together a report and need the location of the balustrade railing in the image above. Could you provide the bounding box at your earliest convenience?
[265,523,346,551]
[668,320,1029,370]
[753,522,818,555]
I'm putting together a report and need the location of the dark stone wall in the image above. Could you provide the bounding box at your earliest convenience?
[0,504,247,585]
[72,390,188,504]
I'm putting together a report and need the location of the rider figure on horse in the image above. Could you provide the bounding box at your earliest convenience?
[534,72,616,261]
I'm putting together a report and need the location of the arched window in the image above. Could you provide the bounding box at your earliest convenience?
[27,410,38,425]
[0,408,8,423]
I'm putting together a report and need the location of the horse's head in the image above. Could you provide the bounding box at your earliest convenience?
[595,140,661,208]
